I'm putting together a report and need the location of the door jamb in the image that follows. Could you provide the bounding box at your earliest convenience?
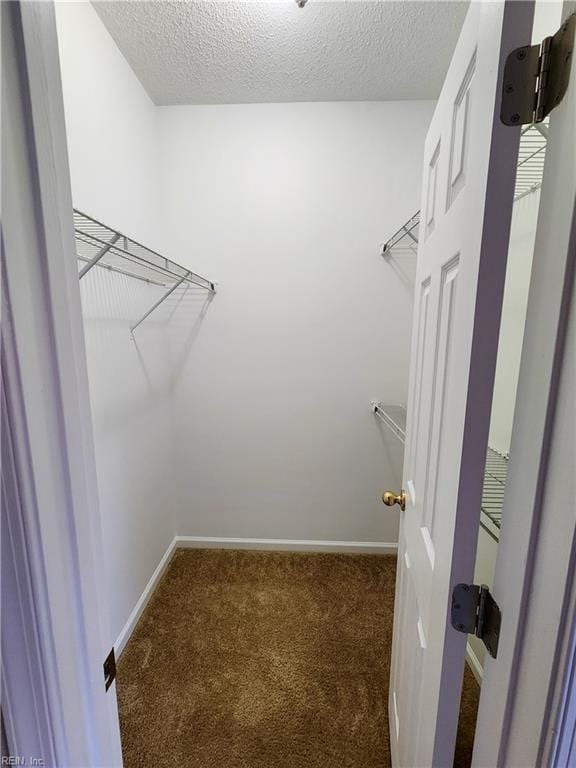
[1,2,123,764]
[3,0,574,764]
[473,3,576,762]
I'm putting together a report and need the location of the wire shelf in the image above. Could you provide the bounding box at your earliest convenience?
[74,209,215,332]
[371,400,507,539]
[480,447,509,541]
[74,210,214,290]
[381,123,548,254]
[381,211,420,257]
[371,402,406,444]
[514,122,548,201]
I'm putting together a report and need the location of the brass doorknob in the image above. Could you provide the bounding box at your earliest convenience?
[382,490,406,511]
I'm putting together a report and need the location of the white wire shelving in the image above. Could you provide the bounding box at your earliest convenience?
[73,209,216,333]
[371,399,507,542]
[514,121,548,201]
[380,212,420,257]
[371,402,407,444]
[381,122,548,256]
[480,447,509,542]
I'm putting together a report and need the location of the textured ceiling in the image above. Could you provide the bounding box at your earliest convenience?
[92,1,469,105]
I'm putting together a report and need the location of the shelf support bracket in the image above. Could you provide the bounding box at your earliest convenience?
[130,272,190,334]
[79,232,120,279]
[404,226,418,244]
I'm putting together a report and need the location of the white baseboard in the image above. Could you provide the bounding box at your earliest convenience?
[175,535,398,555]
[466,641,484,685]
[114,537,178,657]
[115,535,397,656]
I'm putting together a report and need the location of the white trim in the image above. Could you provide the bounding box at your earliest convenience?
[2,4,123,763]
[473,5,576,764]
[115,539,178,657]
[175,535,398,554]
[114,535,398,656]
[466,643,483,686]
[549,587,576,766]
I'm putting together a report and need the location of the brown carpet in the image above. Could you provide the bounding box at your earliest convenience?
[454,665,481,768]
[117,549,479,768]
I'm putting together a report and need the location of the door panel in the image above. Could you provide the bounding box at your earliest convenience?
[394,546,426,768]
[388,3,534,766]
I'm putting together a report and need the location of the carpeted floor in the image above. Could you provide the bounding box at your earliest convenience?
[454,664,481,768]
[117,549,479,768]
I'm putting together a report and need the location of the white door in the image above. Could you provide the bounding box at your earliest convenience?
[387,3,533,766]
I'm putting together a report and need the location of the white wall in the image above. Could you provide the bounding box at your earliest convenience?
[57,3,433,637]
[55,0,160,249]
[158,102,433,544]
[489,190,540,455]
[56,1,177,641]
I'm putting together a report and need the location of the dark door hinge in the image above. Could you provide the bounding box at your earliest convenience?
[451,583,501,659]
[103,648,116,692]
[501,12,575,126]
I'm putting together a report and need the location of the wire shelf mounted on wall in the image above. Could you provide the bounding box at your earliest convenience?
[370,400,508,540]
[380,211,420,257]
[73,209,216,333]
[380,122,549,256]
[480,447,509,542]
[514,121,548,201]
[371,402,407,444]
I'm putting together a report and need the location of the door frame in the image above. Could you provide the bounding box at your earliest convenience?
[473,2,576,764]
[474,191,576,766]
[1,2,123,765]
[2,0,575,764]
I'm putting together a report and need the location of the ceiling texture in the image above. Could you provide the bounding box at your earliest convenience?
[93,1,468,106]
